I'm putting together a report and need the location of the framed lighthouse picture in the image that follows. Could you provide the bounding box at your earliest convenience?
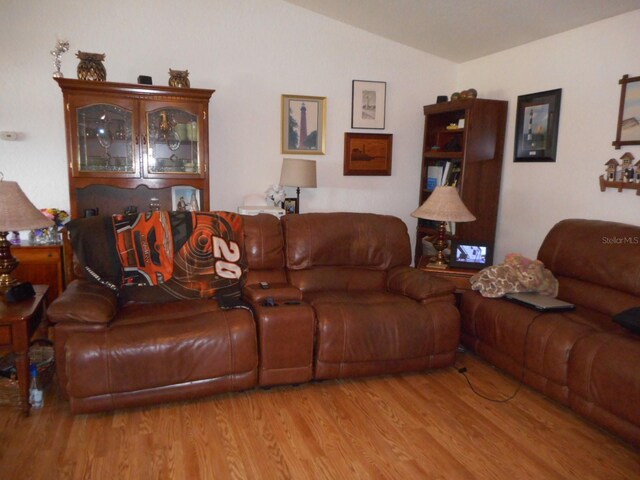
[514,88,562,162]
[352,80,386,129]
[281,94,326,154]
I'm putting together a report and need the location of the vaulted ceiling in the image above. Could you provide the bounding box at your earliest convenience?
[284,0,640,62]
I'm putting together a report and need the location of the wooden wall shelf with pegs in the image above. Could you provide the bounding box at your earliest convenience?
[599,175,640,195]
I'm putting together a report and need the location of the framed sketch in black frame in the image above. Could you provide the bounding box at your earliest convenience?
[514,88,562,162]
[351,80,386,129]
[448,240,493,270]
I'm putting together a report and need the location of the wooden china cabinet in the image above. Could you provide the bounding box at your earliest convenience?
[55,78,214,218]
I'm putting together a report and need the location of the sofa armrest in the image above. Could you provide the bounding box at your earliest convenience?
[387,266,456,302]
[243,282,303,305]
[47,279,118,325]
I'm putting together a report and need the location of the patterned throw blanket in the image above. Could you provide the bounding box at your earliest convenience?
[68,211,247,302]
[469,253,558,299]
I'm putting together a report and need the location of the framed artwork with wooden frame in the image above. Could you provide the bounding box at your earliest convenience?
[514,88,562,162]
[343,133,393,176]
[612,74,640,149]
[351,80,386,129]
[281,94,326,154]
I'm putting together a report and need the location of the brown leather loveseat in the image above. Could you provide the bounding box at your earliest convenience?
[460,219,640,447]
[48,212,460,413]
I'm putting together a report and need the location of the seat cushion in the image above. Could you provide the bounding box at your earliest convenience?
[568,332,640,447]
[309,291,459,379]
[460,291,601,404]
[65,308,257,400]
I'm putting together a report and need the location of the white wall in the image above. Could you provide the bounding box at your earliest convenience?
[0,0,455,247]
[458,10,640,261]
[3,1,637,263]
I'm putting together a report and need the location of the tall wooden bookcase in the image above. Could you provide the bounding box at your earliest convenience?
[415,98,507,265]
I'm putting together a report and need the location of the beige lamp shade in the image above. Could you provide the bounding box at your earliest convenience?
[0,180,53,231]
[280,158,317,188]
[411,186,476,223]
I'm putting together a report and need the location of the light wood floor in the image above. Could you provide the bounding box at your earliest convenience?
[0,353,638,480]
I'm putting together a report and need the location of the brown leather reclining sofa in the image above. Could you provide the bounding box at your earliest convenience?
[48,212,460,414]
[460,219,640,447]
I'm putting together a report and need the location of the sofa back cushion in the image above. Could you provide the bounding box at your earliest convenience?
[242,213,287,285]
[538,219,640,315]
[281,213,411,292]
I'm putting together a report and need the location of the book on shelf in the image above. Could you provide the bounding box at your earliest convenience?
[446,162,462,186]
[441,161,452,186]
[426,164,443,191]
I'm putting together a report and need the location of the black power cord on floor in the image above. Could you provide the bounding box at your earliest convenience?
[454,312,544,403]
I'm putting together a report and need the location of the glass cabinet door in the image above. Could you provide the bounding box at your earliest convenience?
[75,103,136,175]
[145,107,203,177]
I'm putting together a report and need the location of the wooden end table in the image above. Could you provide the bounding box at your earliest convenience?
[0,285,48,415]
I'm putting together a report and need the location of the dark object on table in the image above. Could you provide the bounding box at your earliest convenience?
[137,75,152,85]
[5,282,35,303]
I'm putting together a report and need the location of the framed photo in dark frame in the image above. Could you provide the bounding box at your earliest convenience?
[612,74,640,149]
[514,88,562,162]
[283,197,298,214]
[343,132,393,176]
[449,240,493,270]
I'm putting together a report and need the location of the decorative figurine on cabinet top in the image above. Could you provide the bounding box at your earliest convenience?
[168,69,190,88]
[76,51,106,81]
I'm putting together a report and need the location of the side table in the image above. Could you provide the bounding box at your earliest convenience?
[13,243,65,306]
[422,265,476,293]
[0,285,49,415]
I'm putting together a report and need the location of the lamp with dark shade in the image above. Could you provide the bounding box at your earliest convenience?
[0,178,54,292]
[411,186,476,269]
[279,158,317,214]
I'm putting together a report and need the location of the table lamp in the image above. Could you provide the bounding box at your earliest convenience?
[411,186,476,269]
[279,158,317,214]
[0,177,54,292]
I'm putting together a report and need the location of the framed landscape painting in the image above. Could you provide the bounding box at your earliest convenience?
[343,132,393,176]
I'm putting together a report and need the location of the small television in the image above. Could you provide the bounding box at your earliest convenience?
[449,241,492,270]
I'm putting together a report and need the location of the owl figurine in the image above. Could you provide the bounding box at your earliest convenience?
[168,69,190,88]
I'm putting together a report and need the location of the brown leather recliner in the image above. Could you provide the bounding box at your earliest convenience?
[48,215,259,414]
[460,219,640,447]
[280,213,460,379]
